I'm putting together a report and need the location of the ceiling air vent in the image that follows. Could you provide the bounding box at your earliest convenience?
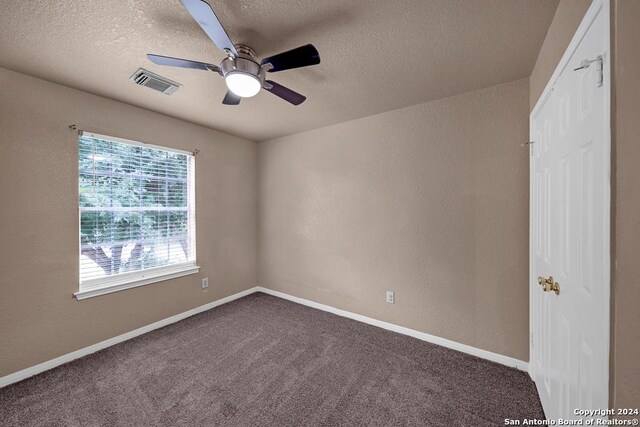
[130,68,181,95]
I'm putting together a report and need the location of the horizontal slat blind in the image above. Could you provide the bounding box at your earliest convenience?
[78,132,196,288]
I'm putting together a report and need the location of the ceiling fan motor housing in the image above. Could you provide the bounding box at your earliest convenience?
[220,44,265,85]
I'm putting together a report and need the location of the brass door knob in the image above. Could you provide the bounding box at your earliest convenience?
[538,275,553,286]
[537,276,560,295]
[543,281,560,295]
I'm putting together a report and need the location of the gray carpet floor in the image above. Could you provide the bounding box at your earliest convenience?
[0,292,544,426]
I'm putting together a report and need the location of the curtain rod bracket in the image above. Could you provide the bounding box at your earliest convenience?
[69,124,79,131]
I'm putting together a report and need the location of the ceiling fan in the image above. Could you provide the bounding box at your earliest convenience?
[147,0,320,106]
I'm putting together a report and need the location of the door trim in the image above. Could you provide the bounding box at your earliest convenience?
[528,0,611,402]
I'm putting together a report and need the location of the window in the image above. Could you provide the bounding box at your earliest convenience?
[76,131,197,299]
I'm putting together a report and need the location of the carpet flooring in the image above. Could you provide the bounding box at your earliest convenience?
[0,292,544,426]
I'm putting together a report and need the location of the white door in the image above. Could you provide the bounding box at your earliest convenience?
[530,0,610,422]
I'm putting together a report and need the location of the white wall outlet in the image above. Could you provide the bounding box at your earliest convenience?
[386,291,395,304]
[201,277,209,289]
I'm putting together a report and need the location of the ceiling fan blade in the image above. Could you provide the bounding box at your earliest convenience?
[261,44,320,73]
[263,80,306,105]
[181,0,238,57]
[222,91,241,105]
[147,54,219,72]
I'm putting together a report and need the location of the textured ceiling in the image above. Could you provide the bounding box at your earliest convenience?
[0,0,558,141]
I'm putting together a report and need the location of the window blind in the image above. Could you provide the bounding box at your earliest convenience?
[78,132,196,291]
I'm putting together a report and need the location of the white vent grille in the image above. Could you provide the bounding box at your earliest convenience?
[130,68,181,95]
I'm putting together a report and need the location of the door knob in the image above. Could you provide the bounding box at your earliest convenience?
[537,276,560,295]
[538,275,553,286]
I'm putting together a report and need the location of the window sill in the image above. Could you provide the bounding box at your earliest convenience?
[74,264,200,300]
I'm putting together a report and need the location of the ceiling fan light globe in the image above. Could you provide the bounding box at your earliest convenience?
[225,72,261,98]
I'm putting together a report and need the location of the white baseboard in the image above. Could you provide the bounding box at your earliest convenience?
[0,286,259,388]
[256,287,529,371]
[1,284,528,389]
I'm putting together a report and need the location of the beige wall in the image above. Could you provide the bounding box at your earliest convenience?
[529,0,592,110]
[611,0,640,409]
[259,79,531,361]
[0,67,258,377]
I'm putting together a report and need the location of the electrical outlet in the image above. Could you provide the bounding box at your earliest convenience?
[201,277,209,289]
[386,291,395,304]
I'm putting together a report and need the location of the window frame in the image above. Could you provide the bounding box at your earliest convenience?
[74,131,198,300]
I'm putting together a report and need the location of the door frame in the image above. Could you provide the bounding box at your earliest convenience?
[529,0,611,405]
